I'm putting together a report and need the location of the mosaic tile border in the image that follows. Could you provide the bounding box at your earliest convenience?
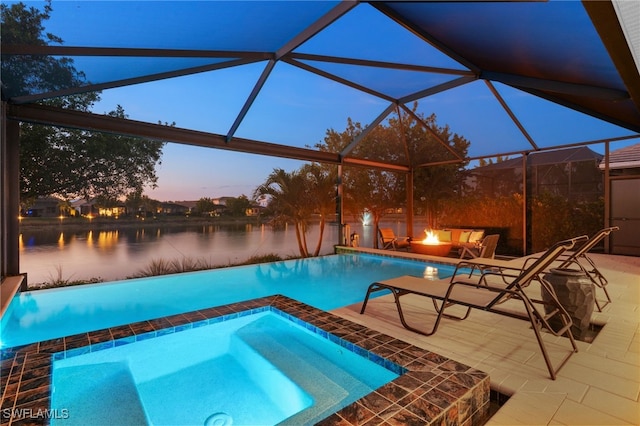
[1,295,490,426]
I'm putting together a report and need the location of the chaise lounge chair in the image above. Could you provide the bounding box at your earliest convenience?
[378,227,411,251]
[488,226,619,311]
[360,235,588,380]
[459,234,499,259]
[553,226,619,311]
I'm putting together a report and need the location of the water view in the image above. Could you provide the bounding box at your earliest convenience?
[19,216,423,285]
[19,222,339,284]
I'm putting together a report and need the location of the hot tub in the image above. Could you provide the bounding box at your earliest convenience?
[50,311,400,425]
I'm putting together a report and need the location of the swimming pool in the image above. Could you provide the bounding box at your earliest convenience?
[51,310,401,425]
[1,253,457,348]
[2,295,491,425]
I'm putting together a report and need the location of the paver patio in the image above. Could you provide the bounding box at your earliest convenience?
[333,251,640,425]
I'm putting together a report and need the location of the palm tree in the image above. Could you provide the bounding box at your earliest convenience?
[56,198,73,217]
[255,168,314,257]
[300,163,337,256]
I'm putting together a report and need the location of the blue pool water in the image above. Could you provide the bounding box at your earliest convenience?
[51,310,401,426]
[1,253,456,348]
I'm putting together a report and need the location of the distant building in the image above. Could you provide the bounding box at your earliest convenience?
[71,199,126,217]
[157,202,190,215]
[468,146,603,201]
[72,199,94,216]
[22,197,63,217]
[172,200,198,212]
[211,204,227,216]
[213,197,234,206]
[245,204,264,217]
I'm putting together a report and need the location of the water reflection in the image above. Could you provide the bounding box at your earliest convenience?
[20,223,341,284]
[422,265,440,280]
[254,258,311,283]
[97,231,119,251]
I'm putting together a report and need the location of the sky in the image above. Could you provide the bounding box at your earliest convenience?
[11,0,640,201]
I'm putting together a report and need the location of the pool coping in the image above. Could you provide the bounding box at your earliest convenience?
[1,295,489,425]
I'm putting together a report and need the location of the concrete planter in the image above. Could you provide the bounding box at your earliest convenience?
[542,268,595,340]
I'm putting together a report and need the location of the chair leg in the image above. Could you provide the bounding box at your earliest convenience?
[360,283,386,314]
[431,299,472,320]
[459,246,477,259]
[582,263,612,312]
[523,299,578,380]
[593,285,612,312]
[391,290,443,336]
[362,284,452,336]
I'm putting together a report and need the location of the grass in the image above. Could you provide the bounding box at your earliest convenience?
[127,257,215,278]
[126,253,287,278]
[29,265,103,290]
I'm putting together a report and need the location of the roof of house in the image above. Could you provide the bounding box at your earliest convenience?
[472,146,603,172]
[171,201,198,209]
[600,142,640,170]
[160,202,189,208]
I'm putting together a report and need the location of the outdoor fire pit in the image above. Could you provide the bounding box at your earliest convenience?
[410,241,452,257]
[410,230,452,257]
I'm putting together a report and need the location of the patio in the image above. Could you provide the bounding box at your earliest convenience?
[333,248,640,425]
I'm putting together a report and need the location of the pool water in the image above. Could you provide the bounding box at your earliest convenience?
[51,311,401,425]
[1,253,456,348]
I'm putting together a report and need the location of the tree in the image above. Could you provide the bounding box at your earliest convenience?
[195,197,215,216]
[19,106,165,203]
[315,105,468,246]
[346,124,407,243]
[2,2,165,204]
[125,192,160,217]
[254,169,315,257]
[255,164,337,257]
[400,108,470,229]
[225,195,252,217]
[1,1,87,102]
[299,163,337,256]
[478,156,510,167]
[317,120,406,247]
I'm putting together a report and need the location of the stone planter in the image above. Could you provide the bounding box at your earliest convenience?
[542,268,595,340]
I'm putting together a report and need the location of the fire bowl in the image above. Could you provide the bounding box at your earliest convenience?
[410,241,453,257]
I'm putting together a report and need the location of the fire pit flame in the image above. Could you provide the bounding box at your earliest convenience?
[410,229,452,256]
[422,230,440,245]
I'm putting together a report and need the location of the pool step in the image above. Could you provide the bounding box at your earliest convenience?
[234,315,376,425]
[51,362,148,425]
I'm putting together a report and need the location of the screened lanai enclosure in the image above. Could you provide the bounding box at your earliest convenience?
[2,0,640,283]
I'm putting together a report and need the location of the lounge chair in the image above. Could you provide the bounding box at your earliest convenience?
[459,234,499,259]
[360,235,588,380]
[378,227,411,251]
[501,226,619,311]
[553,227,619,311]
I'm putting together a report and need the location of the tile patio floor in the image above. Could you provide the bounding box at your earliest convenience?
[333,251,640,425]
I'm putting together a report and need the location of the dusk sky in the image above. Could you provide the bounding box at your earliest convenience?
[14,1,640,201]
